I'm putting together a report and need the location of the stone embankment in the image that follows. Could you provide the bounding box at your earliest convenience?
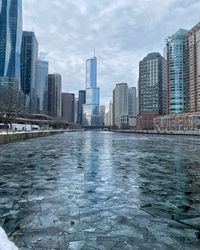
[0,130,66,145]
[113,130,200,137]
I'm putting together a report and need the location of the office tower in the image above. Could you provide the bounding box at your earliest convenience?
[166,29,188,114]
[100,105,105,115]
[128,87,137,117]
[113,83,129,127]
[100,105,105,125]
[105,102,113,126]
[0,0,22,83]
[185,23,200,112]
[21,31,38,113]
[61,93,75,123]
[78,90,86,124]
[36,59,49,113]
[74,97,78,123]
[139,52,167,129]
[83,56,100,126]
[47,74,62,118]
[136,96,139,115]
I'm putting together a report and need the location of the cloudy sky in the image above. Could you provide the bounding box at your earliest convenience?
[23,0,200,108]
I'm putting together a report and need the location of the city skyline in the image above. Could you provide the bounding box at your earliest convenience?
[23,0,200,107]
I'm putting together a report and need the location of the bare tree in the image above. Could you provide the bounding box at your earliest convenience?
[0,85,20,129]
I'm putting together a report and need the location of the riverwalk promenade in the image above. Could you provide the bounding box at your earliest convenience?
[0,130,66,145]
[113,129,200,137]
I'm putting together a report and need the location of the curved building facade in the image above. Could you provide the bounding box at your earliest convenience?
[0,0,22,83]
[166,29,187,114]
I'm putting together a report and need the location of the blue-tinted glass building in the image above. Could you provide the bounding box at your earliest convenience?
[166,29,188,114]
[36,59,49,113]
[0,0,22,83]
[21,31,38,113]
[83,56,101,126]
[86,57,97,88]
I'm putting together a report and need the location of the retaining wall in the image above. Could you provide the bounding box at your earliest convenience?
[0,130,65,145]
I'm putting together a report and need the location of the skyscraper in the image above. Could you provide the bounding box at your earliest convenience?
[61,93,75,123]
[128,87,137,117]
[105,102,113,127]
[83,56,100,126]
[0,0,22,83]
[113,83,129,127]
[21,31,38,112]
[166,29,188,114]
[139,52,167,129]
[78,90,86,124]
[36,59,48,113]
[185,23,200,112]
[47,74,62,118]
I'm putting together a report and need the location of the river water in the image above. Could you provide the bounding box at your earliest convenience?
[0,131,200,249]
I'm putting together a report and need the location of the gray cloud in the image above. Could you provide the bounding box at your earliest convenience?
[23,0,200,107]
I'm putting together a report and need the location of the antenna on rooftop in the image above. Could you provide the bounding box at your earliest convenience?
[94,48,96,57]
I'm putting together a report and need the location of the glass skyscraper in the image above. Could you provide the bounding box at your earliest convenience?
[36,59,49,113]
[83,56,100,126]
[166,29,188,114]
[0,0,22,83]
[21,31,38,112]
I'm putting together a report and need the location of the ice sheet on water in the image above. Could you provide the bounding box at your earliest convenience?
[0,132,200,248]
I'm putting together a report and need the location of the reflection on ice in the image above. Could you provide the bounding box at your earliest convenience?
[0,132,200,249]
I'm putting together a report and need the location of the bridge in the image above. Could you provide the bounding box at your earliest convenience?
[83,126,112,131]
[0,114,69,129]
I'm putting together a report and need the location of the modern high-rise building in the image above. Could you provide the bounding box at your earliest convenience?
[36,59,48,113]
[78,90,86,124]
[113,83,129,127]
[128,87,137,117]
[21,31,38,113]
[61,92,75,123]
[83,56,100,126]
[138,52,167,129]
[0,0,22,83]
[166,29,188,114]
[105,102,113,127]
[74,97,78,124]
[47,74,62,118]
[100,105,106,125]
[185,23,200,112]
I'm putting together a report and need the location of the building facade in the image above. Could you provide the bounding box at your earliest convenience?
[166,29,188,114]
[113,83,129,127]
[185,23,200,113]
[36,59,48,113]
[105,102,113,127]
[138,52,167,129]
[128,87,137,117]
[78,90,86,124]
[83,56,100,126]
[47,74,62,118]
[154,113,200,131]
[61,92,75,123]
[0,0,22,82]
[20,31,38,113]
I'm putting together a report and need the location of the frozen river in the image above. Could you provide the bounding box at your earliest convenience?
[0,131,200,249]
